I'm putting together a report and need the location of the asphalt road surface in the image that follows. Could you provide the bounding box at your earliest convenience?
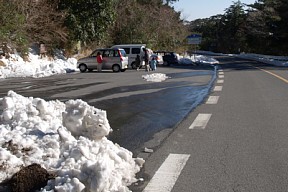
[0,64,215,156]
[134,56,288,192]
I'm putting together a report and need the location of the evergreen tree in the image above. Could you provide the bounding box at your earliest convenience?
[58,0,116,46]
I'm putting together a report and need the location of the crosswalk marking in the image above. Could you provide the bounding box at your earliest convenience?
[218,75,224,78]
[206,96,219,104]
[189,113,212,129]
[143,154,190,192]
[219,71,224,75]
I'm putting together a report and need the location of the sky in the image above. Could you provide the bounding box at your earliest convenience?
[173,0,257,21]
[0,50,286,191]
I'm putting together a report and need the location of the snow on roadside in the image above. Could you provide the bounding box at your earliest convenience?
[0,91,144,191]
[142,73,170,82]
[0,52,78,79]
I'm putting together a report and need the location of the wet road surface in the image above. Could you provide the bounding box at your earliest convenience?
[0,65,216,155]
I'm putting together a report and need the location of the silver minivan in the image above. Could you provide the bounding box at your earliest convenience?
[111,44,146,69]
[77,48,128,72]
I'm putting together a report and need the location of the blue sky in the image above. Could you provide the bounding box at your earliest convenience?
[173,0,256,21]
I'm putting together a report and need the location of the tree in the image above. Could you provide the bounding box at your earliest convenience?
[18,0,67,52]
[0,0,27,53]
[246,0,288,55]
[110,1,188,52]
[0,0,67,55]
[219,1,247,53]
[58,0,116,47]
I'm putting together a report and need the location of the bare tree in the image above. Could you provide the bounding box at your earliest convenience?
[14,0,68,53]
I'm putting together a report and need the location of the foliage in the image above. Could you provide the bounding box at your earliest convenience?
[3,0,287,56]
[0,0,27,53]
[58,0,116,46]
[188,0,288,55]
[111,1,188,52]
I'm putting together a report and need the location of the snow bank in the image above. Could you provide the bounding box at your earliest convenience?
[0,91,144,192]
[0,52,78,79]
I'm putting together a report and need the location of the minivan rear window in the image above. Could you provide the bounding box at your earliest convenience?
[132,48,140,54]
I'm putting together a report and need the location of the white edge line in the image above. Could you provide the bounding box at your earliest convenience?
[143,154,190,192]
[219,75,224,78]
[189,113,212,129]
[206,96,219,104]
[214,86,223,91]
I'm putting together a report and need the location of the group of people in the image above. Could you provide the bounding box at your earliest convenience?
[135,48,157,71]
[95,48,157,72]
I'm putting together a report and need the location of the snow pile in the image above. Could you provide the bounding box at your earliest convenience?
[142,73,170,82]
[236,53,288,66]
[0,91,144,191]
[195,55,219,65]
[0,52,78,79]
[179,55,219,65]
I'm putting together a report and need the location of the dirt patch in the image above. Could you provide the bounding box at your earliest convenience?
[0,163,56,192]
[0,60,5,67]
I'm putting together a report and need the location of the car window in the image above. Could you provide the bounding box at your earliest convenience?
[114,50,119,57]
[123,48,130,54]
[108,50,114,57]
[103,50,110,57]
[119,50,127,57]
[91,50,99,57]
[132,48,140,54]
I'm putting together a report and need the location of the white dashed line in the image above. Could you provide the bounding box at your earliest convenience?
[219,71,224,75]
[214,86,223,91]
[218,69,224,72]
[217,79,224,84]
[189,113,212,129]
[143,154,190,192]
[206,96,219,104]
[218,75,224,78]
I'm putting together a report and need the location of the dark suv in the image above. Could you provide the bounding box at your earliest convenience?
[154,51,179,66]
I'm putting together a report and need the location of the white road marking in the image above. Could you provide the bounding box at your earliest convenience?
[218,69,224,72]
[217,79,224,84]
[219,71,224,75]
[143,154,190,192]
[206,96,219,104]
[214,86,223,91]
[189,113,212,129]
[219,75,224,78]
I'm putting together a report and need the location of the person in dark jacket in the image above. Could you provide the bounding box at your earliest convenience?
[135,54,141,70]
[144,48,150,72]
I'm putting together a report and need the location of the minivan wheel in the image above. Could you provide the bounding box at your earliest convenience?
[131,62,137,69]
[79,64,87,72]
[112,64,121,72]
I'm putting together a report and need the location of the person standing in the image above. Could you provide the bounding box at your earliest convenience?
[135,54,141,70]
[96,52,103,72]
[39,42,46,59]
[144,48,150,72]
[150,57,157,71]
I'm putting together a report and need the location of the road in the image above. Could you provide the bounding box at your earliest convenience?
[0,65,215,156]
[134,56,288,192]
